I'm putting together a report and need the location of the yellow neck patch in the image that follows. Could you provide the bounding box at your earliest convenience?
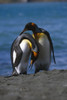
[32,33,46,39]
[32,34,35,39]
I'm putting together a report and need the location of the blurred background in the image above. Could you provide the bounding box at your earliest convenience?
[0,0,67,3]
[0,1,67,76]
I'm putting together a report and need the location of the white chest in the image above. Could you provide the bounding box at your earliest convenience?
[35,35,51,65]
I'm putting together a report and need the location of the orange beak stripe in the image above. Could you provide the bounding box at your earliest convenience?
[31,60,33,65]
[33,51,38,57]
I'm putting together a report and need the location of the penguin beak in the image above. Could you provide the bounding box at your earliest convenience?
[33,51,38,57]
[20,28,27,35]
[22,28,27,33]
[31,51,38,65]
[30,60,34,65]
[29,51,38,69]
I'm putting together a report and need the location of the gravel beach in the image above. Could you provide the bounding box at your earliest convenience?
[0,70,67,100]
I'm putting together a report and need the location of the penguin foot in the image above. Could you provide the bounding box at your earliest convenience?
[22,71,27,75]
[12,70,18,76]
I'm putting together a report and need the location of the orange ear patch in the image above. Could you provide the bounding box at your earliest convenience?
[31,23,35,26]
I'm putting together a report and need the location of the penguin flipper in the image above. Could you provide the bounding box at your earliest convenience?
[11,41,22,70]
[14,46,22,67]
[45,31,56,64]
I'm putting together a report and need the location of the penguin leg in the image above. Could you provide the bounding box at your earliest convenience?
[35,67,40,74]
[43,66,49,71]
[35,64,41,74]
[35,69,40,73]
[5,70,18,78]
[12,69,18,76]
[22,71,27,75]
[13,69,27,75]
[35,64,49,74]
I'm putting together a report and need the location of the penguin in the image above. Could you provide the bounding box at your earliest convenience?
[11,33,39,75]
[20,22,56,73]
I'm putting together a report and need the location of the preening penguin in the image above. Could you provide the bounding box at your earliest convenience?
[11,33,39,75]
[21,22,56,73]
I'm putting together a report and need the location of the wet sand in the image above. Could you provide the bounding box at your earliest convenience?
[0,70,67,100]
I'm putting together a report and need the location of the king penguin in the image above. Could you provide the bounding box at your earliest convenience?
[20,22,56,73]
[11,33,39,75]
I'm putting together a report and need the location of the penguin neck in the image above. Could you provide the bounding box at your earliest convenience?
[32,33,45,40]
[32,26,41,34]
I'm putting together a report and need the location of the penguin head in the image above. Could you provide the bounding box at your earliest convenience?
[20,22,39,35]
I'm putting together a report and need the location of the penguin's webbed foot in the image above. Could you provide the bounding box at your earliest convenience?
[12,70,18,76]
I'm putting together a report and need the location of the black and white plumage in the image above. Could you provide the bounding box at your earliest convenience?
[21,22,56,73]
[11,33,39,75]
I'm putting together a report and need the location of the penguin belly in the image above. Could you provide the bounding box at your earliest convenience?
[15,40,31,74]
[34,36,51,73]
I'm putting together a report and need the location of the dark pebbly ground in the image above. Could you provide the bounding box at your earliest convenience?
[0,70,67,100]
